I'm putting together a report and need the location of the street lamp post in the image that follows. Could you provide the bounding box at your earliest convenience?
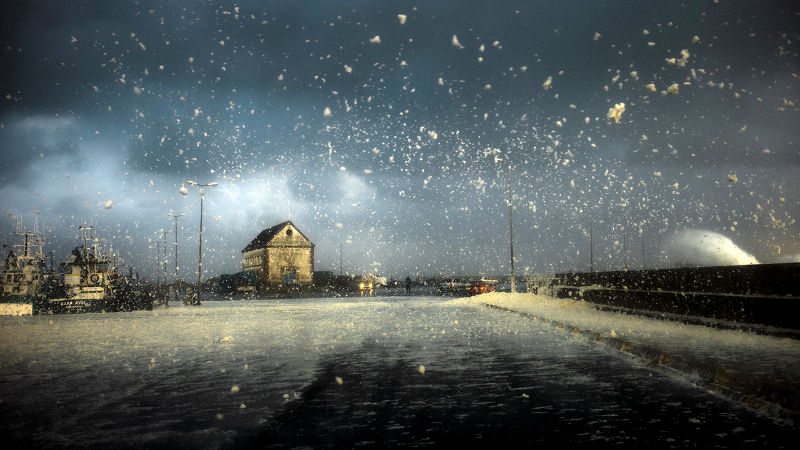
[589,219,594,273]
[622,228,628,271]
[155,238,161,290]
[160,229,170,287]
[169,212,186,304]
[154,229,169,307]
[507,158,516,294]
[181,181,218,305]
[642,234,646,270]
[160,229,170,305]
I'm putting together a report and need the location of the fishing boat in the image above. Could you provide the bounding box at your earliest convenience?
[46,225,152,314]
[0,221,50,316]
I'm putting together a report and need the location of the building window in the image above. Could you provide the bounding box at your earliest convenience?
[283,267,297,285]
[286,228,293,236]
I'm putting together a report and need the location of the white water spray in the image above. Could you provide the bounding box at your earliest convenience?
[663,229,759,267]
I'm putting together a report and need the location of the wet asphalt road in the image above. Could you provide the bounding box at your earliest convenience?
[230,296,797,448]
[1,295,797,448]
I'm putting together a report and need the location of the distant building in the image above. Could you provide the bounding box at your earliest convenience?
[241,221,314,286]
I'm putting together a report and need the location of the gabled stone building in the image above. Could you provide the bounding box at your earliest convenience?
[241,221,314,286]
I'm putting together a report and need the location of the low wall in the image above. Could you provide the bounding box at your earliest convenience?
[546,263,800,330]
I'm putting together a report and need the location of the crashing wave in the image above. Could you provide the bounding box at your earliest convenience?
[663,229,759,267]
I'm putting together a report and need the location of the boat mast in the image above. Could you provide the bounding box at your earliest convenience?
[14,214,44,263]
[79,224,93,260]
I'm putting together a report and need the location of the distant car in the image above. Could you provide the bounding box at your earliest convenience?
[467,279,497,296]
[438,279,470,295]
[438,278,497,296]
[358,275,386,291]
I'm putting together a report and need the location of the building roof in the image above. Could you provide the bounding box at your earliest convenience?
[241,220,313,253]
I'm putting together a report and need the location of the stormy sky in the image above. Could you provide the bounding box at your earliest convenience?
[1,0,798,281]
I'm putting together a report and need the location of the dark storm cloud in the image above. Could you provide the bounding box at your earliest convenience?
[1,0,798,278]
[0,117,80,182]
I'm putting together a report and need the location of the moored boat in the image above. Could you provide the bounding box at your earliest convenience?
[46,225,152,314]
[0,222,50,316]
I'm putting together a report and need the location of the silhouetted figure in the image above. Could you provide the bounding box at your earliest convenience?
[5,249,17,270]
[71,246,83,264]
[405,276,411,295]
[184,287,194,305]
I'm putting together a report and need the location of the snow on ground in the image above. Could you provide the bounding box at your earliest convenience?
[458,292,800,422]
[0,298,407,447]
[1,294,798,447]
[455,292,800,355]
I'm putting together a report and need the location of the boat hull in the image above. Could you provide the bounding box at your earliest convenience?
[45,288,153,314]
[0,294,51,316]
[0,300,33,316]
